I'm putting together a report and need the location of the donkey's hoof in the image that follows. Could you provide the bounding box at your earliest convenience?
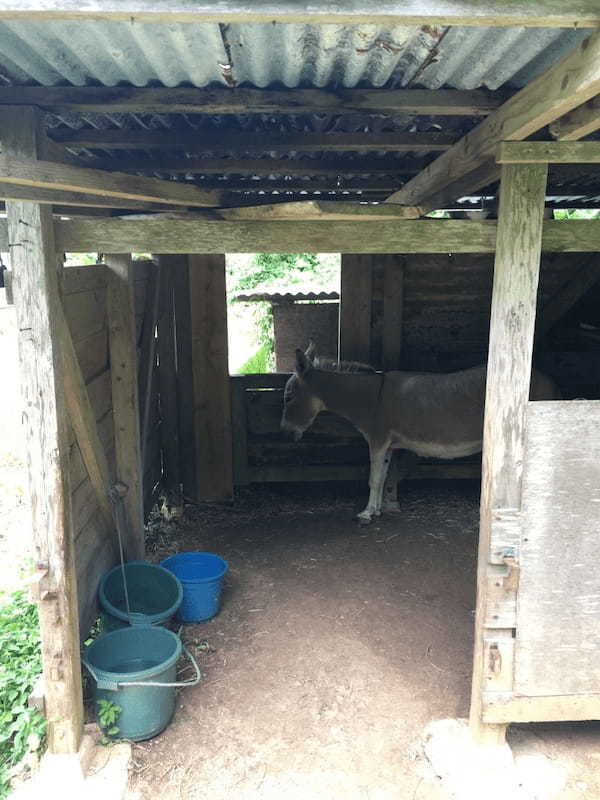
[382,502,402,514]
[356,510,373,525]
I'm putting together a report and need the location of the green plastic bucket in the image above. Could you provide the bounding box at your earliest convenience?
[82,626,200,741]
[99,561,183,631]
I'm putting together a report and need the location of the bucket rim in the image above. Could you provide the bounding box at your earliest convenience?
[99,560,184,623]
[84,625,182,682]
[161,552,228,583]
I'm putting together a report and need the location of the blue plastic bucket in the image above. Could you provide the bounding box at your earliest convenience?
[160,552,228,623]
[82,626,200,741]
[99,561,183,631]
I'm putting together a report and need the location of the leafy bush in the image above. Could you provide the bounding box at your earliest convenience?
[0,591,46,798]
[238,342,274,374]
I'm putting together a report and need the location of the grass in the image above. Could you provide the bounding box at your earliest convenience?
[0,590,45,798]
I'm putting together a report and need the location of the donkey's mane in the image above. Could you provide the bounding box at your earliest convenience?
[313,356,376,374]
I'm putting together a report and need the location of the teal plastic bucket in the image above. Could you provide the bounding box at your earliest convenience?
[161,552,228,623]
[83,626,200,741]
[99,561,183,631]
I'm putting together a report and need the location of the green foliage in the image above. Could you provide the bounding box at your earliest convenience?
[231,253,319,293]
[96,699,122,743]
[0,590,46,798]
[238,342,274,374]
[552,209,600,220]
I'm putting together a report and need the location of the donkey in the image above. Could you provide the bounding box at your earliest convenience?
[280,344,560,523]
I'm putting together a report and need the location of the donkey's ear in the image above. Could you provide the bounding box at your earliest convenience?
[295,348,310,376]
[305,340,316,360]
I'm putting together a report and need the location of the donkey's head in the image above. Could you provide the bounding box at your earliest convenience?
[280,342,324,441]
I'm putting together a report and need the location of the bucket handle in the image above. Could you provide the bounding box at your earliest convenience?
[82,643,202,691]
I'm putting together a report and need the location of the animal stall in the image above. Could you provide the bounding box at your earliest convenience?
[0,10,599,792]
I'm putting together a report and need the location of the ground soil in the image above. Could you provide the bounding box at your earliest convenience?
[125,483,600,800]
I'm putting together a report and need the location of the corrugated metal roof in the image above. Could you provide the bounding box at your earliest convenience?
[0,20,590,90]
[235,291,339,302]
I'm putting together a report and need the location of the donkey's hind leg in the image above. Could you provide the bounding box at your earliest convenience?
[357,446,393,524]
[382,450,417,512]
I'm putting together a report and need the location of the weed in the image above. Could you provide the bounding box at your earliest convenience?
[96,698,122,744]
[0,590,45,798]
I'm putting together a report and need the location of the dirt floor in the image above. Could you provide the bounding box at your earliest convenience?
[124,483,600,800]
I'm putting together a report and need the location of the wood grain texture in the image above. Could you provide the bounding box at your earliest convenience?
[51,218,600,255]
[497,141,600,164]
[4,105,83,754]
[0,86,503,115]
[230,378,249,486]
[339,255,373,363]
[483,693,600,724]
[550,95,600,141]
[470,163,548,742]
[387,29,600,206]
[106,253,144,560]
[0,155,222,206]
[382,255,404,370]
[1,1,599,26]
[514,401,600,698]
[188,254,233,501]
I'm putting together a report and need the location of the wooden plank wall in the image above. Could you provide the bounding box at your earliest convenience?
[62,259,160,637]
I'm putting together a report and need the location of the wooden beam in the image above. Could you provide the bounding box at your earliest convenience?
[497,141,600,164]
[470,162,548,742]
[84,155,427,177]
[188,254,233,502]
[0,155,222,207]
[51,129,456,153]
[382,256,404,370]
[550,95,600,140]
[0,86,505,116]
[216,201,423,221]
[339,254,372,363]
[483,693,600,724]
[49,217,600,254]
[106,253,144,560]
[1,2,598,26]
[386,30,600,207]
[538,253,600,335]
[4,105,84,754]
[0,182,171,210]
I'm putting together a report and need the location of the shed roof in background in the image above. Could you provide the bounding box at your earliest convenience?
[0,18,597,207]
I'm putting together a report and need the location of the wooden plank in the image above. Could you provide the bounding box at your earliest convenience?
[497,141,600,164]
[550,95,600,141]
[382,255,405,370]
[171,256,196,499]
[62,263,106,295]
[339,255,372,363]
[4,105,83,754]
[514,401,600,697]
[156,258,181,498]
[106,254,144,560]
[0,181,169,210]
[538,253,600,335]
[230,378,249,486]
[1,2,599,26]
[231,373,289,389]
[387,29,600,207]
[217,201,423,221]
[51,217,600,255]
[75,512,117,638]
[483,693,600,724]
[188,254,232,501]
[470,162,548,743]
[51,129,456,153]
[0,86,505,116]
[0,155,222,207]
[248,461,480,483]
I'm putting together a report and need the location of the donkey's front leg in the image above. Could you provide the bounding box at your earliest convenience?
[357,446,392,524]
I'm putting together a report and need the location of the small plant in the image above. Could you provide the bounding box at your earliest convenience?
[0,590,46,798]
[96,698,122,744]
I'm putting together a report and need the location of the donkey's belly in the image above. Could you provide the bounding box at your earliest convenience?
[391,435,482,459]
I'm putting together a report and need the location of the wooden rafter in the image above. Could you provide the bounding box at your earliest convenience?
[549,95,600,141]
[0,155,222,206]
[497,141,600,164]
[0,182,171,209]
[51,129,456,153]
[0,1,599,26]
[386,29,600,209]
[0,86,506,116]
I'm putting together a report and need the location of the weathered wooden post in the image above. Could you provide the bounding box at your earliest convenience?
[1,107,84,755]
[339,254,372,363]
[470,160,548,744]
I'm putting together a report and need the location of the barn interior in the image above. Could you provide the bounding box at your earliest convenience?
[1,5,600,798]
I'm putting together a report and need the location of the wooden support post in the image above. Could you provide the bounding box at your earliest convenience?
[106,253,144,559]
[230,377,250,486]
[156,257,181,500]
[339,254,373,363]
[382,255,404,371]
[172,256,196,499]
[188,254,233,501]
[470,162,548,744]
[3,106,84,754]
